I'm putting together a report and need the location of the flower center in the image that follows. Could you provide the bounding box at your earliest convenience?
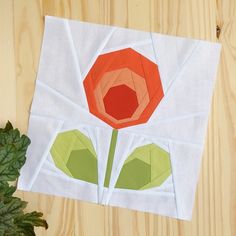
[103,84,138,120]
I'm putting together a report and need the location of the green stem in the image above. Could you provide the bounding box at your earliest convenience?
[104,129,118,187]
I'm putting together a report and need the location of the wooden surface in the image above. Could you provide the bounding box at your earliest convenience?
[0,0,235,235]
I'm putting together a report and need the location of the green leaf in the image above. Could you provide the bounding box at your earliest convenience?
[0,200,48,235]
[0,121,13,133]
[0,121,48,235]
[115,143,172,190]
[0,124,30,183]
[50,129,98,184]
[0,182,16,200]
[14,211,48,229]
[0,197,27,231]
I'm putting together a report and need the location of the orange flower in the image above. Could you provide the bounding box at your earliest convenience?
[84,48,164,129]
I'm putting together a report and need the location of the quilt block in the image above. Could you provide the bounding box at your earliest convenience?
[18,16,221,220]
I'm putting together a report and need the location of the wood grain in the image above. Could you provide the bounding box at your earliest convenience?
[0,0,235,235]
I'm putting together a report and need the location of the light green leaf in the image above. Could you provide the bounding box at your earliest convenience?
[50,130,98,184]
[115,144,172,190]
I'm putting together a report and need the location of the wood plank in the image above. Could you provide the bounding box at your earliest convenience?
[0,0,235,235]
[0,0,16,126]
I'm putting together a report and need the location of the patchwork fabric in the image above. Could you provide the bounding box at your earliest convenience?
[18,16,221,220]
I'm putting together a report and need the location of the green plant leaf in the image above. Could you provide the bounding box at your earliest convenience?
[115,143,172,190]
[0,199,48,236]
[0,121,13,133]
[50,129,98,184]
[0,182,16,200]
[0,121,48,235]
[0,122,31,183]
[14,211,48,235]
[0,197,27,230]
